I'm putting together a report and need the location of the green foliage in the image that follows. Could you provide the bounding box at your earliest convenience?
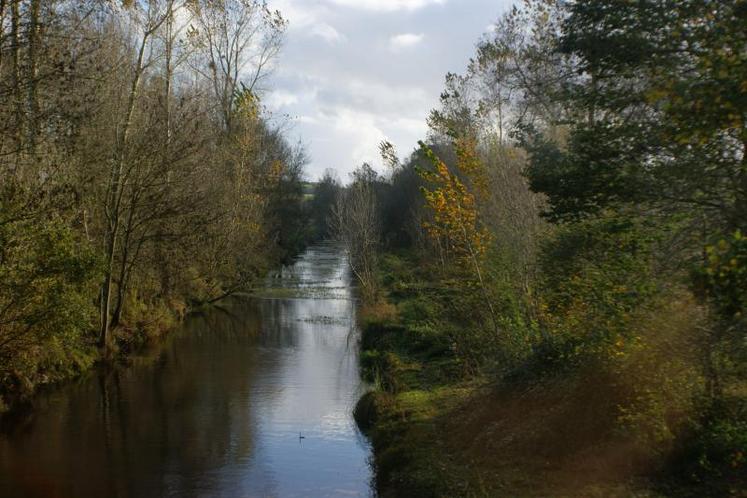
[0,206,99,409]
[363,1,747,495]
[693,413,747,486]
[525,124,653,222]
[668,398,747,496]
[308,171,341,241]
[0,0,310,411]
[692,231,747,398]
[609,295,705,453]
[526,0,747,229]
[696,231,747,318]
[532,215,659,370]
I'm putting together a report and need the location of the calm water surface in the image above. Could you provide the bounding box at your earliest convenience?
[0,244,373,498]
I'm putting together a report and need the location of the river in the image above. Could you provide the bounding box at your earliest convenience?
[0,243,373,498]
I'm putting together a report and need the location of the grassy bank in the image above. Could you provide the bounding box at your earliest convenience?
[0,291,195,419]
[355,253,746,498]
[0,257,291,419]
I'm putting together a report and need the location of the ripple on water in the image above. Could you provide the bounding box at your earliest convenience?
[0,243,373,498]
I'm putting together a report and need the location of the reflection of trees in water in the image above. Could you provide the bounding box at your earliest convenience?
[265,242,350,296]
[258,298,301,348]
[0,245,370,498]
[0,298,281,498]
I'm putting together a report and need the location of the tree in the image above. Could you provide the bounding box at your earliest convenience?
[522,0,747,408]
[0,0,304,405]
[187,0,286,132]
[99,0,174,351]
[310,169,341,240]
[418,139,498,334]
[0,195,98,407]
[527,0,747,229]
[332,164,380,302]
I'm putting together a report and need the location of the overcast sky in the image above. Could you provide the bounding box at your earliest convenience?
[263,0,514,181]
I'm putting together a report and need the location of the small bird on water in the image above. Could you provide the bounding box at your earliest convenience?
[299,432,305,440]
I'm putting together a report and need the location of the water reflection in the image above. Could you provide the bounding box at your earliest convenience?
[0,243,372,498]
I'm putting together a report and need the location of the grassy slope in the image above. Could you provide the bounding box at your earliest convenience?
[356,330,659,497]
[355,253,745,497]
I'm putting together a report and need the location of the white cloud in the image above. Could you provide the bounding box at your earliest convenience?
[270,0,320,29]
[296,115,321,125]
[389,33,424,50]
[328,0,446,12]
[264,0,512,179]
[296,103,428,177]
[333,109,387,169]
[391,116,428,136]
[265,90,300,109]
[310,23,345,43]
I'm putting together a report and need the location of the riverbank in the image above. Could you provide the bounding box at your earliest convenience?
[0,244,373,497]
[355,252,746,497]
[0,291,207,424]
[0,253,294,421]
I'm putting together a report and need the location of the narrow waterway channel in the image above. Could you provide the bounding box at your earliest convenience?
[0,243,373,498]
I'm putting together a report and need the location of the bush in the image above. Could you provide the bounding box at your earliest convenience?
[533,215,661,370]
[667,398,747,496]
[0,213,99,410]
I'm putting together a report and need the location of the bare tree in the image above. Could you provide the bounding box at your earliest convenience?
[99,1,173,351]
[332,164,380,302]
[187,0,286,132]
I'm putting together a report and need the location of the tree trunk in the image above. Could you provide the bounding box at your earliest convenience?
[25,0,40,151]
[111,211,134,328]
[157,3,174,296]
[0,0,7,70]
[99,29,150,351]
[10,0,22,163]
[734,134,747,231]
